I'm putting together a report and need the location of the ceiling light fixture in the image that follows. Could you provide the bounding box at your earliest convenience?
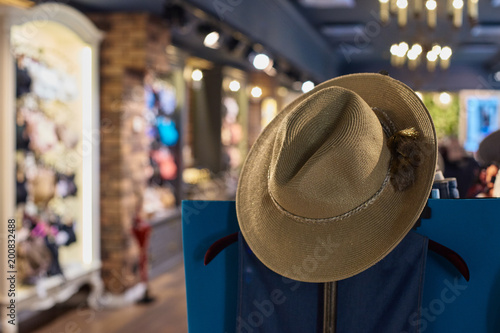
[399,42,409,57]
[229,80,241,92]
[439,46,453,69]
[253,53,271,70]
[301,81,315,93]
[203,31,220,49]
[439,92,451,105]
[381,0,470,29]
[468,0,478,23]
[390,44,399,55]
[426,50,438,71]
[251,86,263,98]
[426,0,437,28]
[390,43,452,71]
[410,43,423,56]
[407,48,420,70]
[396,0,408,9]
[452,0,463,9]
[379,0,390,23]
[191,69,203,82]
[390,42,410,66]
[432,44,442,54]
[396,0,408,27]
[390,44,399,66]
[414,0,423,16]
[440,46,452,59]
[452,0,464,27]
[390,0,398,14]
[0,0,34,8]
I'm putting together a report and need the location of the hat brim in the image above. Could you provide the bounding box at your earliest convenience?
[236,73,437,282]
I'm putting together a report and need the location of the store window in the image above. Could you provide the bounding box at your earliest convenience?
[11,20,96,287]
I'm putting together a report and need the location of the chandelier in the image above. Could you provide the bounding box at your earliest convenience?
[0,0,34,8]
[379,0,479,28]
[390,42,453,71]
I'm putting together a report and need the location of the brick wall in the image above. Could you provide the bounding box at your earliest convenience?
[89,13,170,293]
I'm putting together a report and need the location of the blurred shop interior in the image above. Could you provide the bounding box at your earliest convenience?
[1,0,500,332]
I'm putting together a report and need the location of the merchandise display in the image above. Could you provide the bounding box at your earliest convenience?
[0,6,102,328]
[260,97,278,130]
[221,95,243,171]
[13,51,80,284]
[220,71,249,198]
[142,72,182,218]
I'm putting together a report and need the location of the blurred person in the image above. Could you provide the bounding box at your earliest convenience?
[467,163,499,198]
[439,136,480,198]
[482,163,499,198]
[467,165,488,198]
[493,168,500,198]
[475,130,500,197]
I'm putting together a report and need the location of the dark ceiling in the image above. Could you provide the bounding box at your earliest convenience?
[66,0,500,90]
[290,0,500,68]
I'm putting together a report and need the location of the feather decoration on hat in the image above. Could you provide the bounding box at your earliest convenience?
[387,127,422,191]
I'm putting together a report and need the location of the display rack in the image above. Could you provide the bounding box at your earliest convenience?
[0,4,102,332]
[221,67,248,198]
[147,45,188,279]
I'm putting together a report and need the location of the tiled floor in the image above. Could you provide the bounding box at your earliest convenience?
[28,264,188,333]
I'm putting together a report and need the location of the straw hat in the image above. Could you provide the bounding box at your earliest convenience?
[236,73,437,282]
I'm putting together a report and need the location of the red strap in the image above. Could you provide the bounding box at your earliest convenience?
[428,239,470,281]
[204,232,239,265]
[204,232,470,282]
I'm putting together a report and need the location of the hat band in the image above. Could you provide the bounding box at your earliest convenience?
[267,169,391,224]
[372,107,396,138]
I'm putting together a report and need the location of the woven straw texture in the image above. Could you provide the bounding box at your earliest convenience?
[237,73,437,282]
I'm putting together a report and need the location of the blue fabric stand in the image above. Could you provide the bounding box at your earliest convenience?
[182,199,500,333]
[416,198,500,333]
[182,201,240,333]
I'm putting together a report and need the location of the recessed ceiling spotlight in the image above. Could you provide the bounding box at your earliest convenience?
[229,80,241,92]
[191,69,203,81]
[251,86,263,98]
[301,81,315,93]
[439,92,451,105]
[253,53,271,70]
[439,47,452,60]
[203,31,220,49]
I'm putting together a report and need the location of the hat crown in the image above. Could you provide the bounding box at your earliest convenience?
[237,73,437,282]
[269,87,391,219]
